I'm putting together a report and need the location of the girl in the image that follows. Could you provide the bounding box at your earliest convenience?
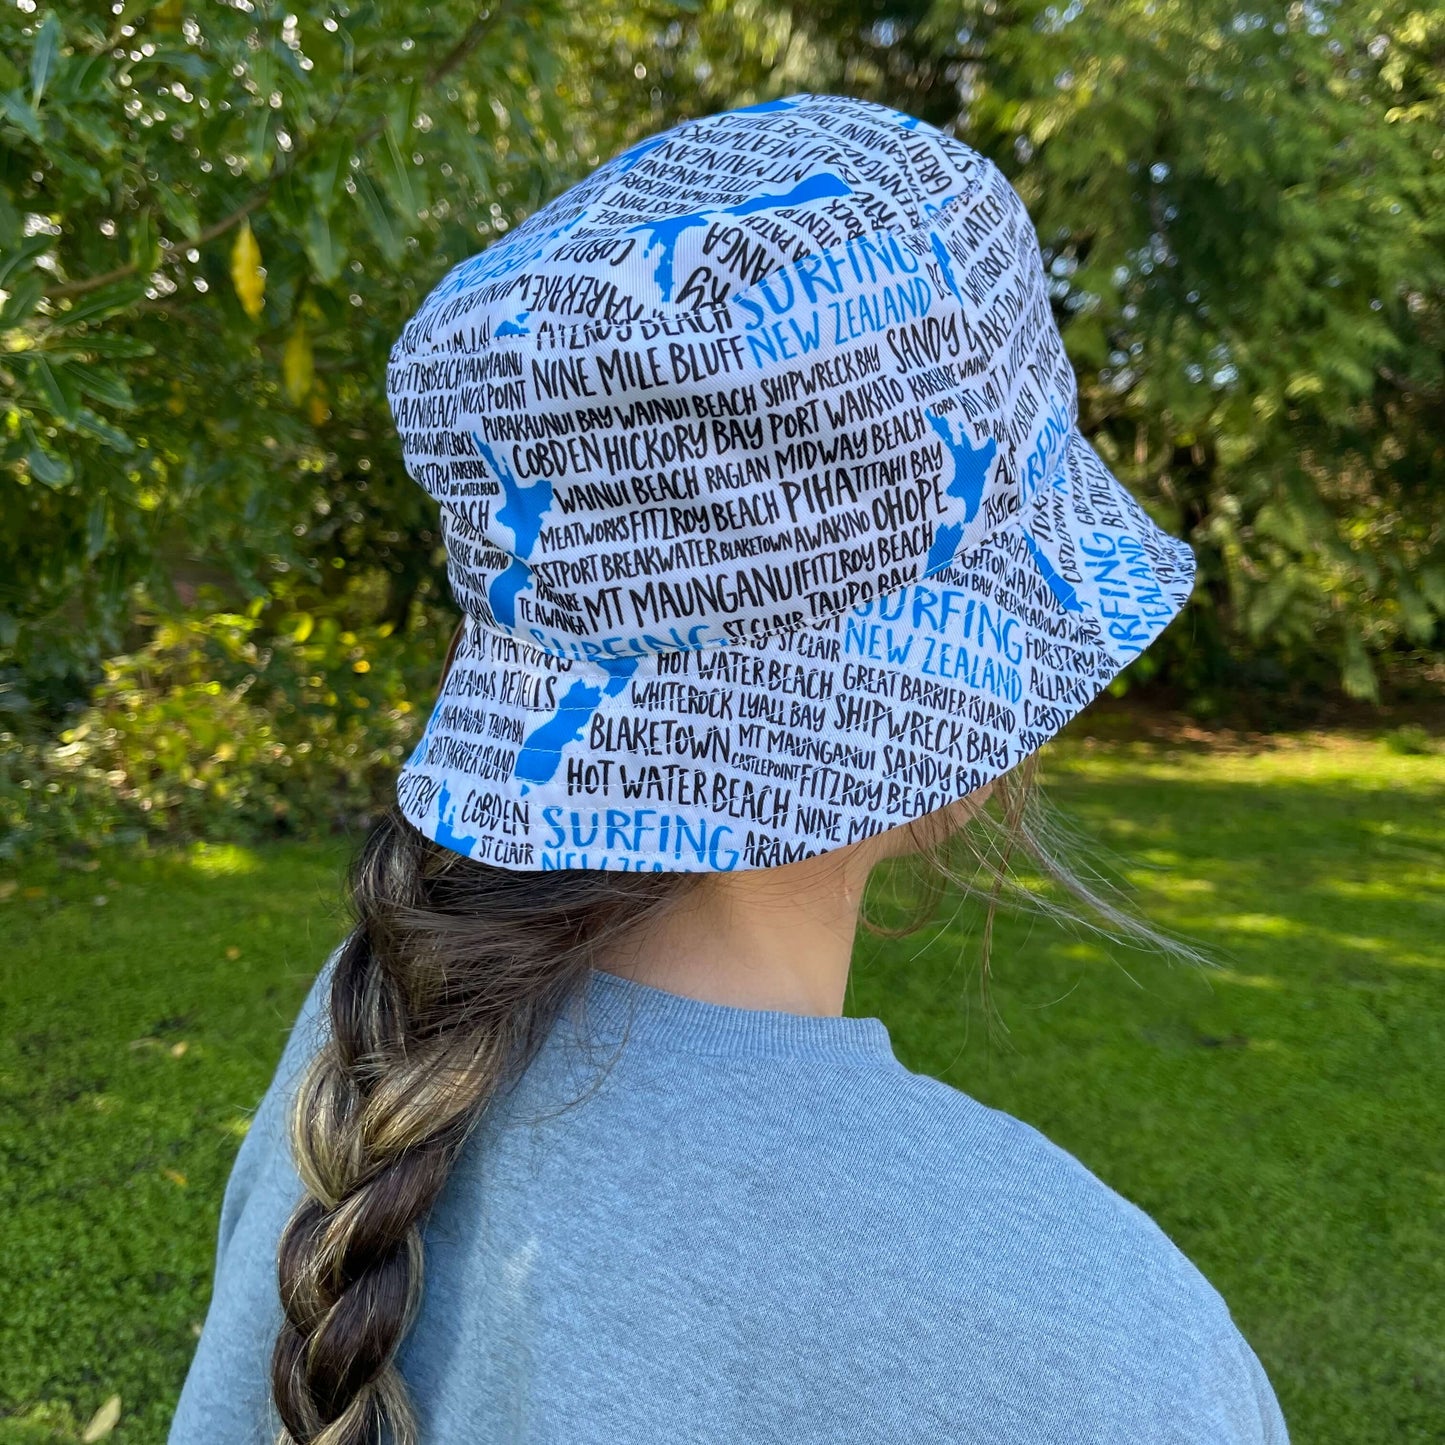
[170,94,1290,1444]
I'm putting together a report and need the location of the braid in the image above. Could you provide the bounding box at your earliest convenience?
[270,809,701,1444]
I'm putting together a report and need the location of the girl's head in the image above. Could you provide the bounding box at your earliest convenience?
[268,94,1198,1442]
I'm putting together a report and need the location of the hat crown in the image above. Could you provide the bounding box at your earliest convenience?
[388,94,1078,664]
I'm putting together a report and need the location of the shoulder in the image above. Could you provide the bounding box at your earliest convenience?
[860,1062,1225,1314]
[817,1062,1289,1441]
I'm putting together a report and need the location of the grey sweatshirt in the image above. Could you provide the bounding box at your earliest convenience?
[170,958,1290,1443]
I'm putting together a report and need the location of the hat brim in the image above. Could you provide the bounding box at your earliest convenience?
[397,426,1194,871]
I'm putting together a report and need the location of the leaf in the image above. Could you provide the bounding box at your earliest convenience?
[76,366,135,410]
[303,207,342,283]
[144,47,209,83]
[25,436,72,488]
[275,39,309,84]
[51,332,154,361]
[250,45,279,110]
[1284,371,1325,400]
[85,496,110,560]
[72,406,134,452]
[49,143,106,196]
[230,217,265,321]
[388,78,418,146]
[129,208,158,275]
[59,278,149,328]
[0,234,51,289]
[30,13,63,106]
[1417,567,1445,614]
[457,141,494,199]
[53,49,109,104]
[283,325,313,405]
[1341,632,1379,703]
[0,189,25,253]
[267,167,311,232]
[245,101,273,173]
[351,169,403,264]
[81,1393,122,1441]
[0,89,44,144]
[1396,578,1434,644]
[30,357,80,423]
[156,183,201,242]
[379,121,418,216]
[0,270,45,328]
[307,137,350,215]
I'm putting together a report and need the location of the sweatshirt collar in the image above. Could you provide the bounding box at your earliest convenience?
[548,966,898,1066]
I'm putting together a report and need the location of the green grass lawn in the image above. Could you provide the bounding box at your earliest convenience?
[2,729,1442,1443]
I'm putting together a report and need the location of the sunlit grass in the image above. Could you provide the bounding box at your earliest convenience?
[2,728,1442,1442]
[177,841,262,877]
[0,839,350,1445]
[1207,969,1286,990]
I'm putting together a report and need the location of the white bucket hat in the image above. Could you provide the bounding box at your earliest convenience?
[386,93,1194,871]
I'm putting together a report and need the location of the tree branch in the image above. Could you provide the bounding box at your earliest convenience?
[47,6,505,302]
[52,191,272,299]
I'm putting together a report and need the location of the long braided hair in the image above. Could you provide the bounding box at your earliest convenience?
[267,746,1197,1443]
[267,803,702,1443]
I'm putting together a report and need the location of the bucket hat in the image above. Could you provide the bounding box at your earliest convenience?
[386,93,1194,871]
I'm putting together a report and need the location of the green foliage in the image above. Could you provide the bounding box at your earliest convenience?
[0,837,351,1444]
[1381,721,1437,756]
[805,0,1445,699]
[1,602,448,857]
[0,0,677,696]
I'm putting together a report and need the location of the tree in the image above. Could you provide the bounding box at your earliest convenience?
[0,0,676,712]
[4,0,1442,719]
